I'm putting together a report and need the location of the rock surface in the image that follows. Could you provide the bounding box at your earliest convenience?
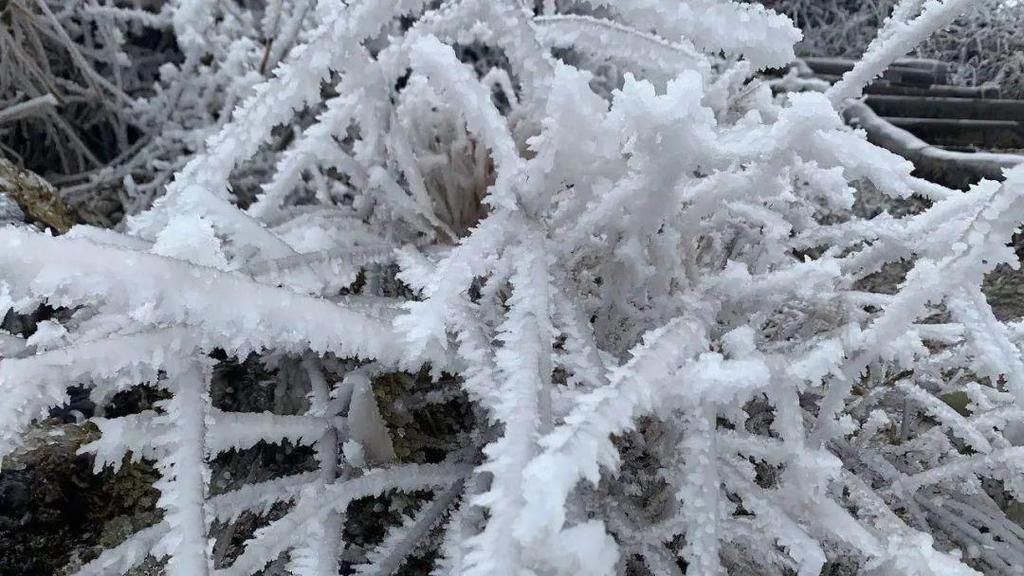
[0,158,76,233]
[0,422,161,575]
[0,192,25,224]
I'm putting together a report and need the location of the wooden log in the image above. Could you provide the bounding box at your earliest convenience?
[863,82,1002,99]
[866,95,1024,121]
[884,67,946,86]
[808,73,1001,98]
[844,102,1024,190]
[892,58,952,74]
[809,67,938,85]
[801,57,948,84]
[882,117,1024,149]
[802,56,947,74]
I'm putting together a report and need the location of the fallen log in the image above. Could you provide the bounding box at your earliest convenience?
[865,83,1002,98]
[844,102,1024,189]
[802,57,949,85]
[866,95,1024,121]
[882,117,1024,149]
[809,74,1000,99]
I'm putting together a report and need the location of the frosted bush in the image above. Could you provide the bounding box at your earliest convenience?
[1,0,315,223]
[3,1,1024,575]
[764,0,1024,97]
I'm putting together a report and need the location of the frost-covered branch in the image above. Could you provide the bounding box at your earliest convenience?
[4,1,1024,575]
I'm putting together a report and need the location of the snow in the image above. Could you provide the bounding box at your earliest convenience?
[6,1,1024,575]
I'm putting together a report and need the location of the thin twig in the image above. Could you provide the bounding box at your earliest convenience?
[0,93,57,125]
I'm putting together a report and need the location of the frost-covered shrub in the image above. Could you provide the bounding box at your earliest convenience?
[3,1,1024,575]
[1,0,315,223]
[763,0,1024,97]
[0,0,149,175]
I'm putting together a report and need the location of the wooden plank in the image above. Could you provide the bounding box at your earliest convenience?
[802,57,948,84]
[863,82,1002,99]
[866,95,1024,121]
[882,117,1024,149]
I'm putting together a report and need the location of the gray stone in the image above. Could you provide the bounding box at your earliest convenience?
[0,192,24,224]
